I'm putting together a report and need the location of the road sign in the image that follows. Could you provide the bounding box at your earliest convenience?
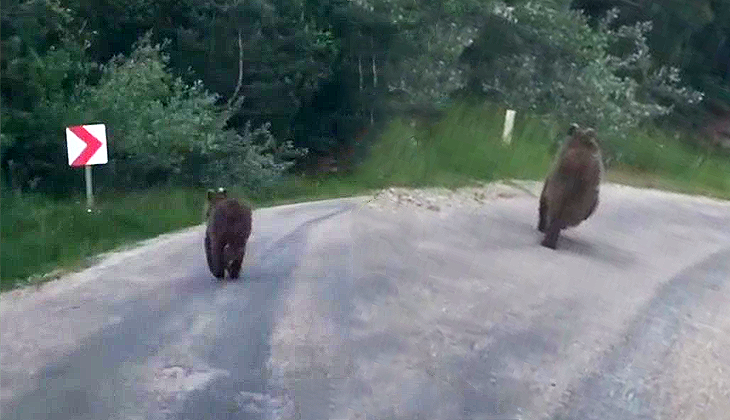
[65,123,108,209]
[66,124,108,166]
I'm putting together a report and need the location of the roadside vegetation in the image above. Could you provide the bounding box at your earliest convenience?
[2,0,729,290]
[5,103,729,291]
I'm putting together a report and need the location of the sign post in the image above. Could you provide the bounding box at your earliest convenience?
[85,165,94,208]
[66,124,108,210]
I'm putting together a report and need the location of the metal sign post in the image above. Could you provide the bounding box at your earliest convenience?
[85,165,94,210]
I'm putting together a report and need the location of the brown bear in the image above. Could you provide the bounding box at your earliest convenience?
[538,123,603,249]
[204,188,253,280]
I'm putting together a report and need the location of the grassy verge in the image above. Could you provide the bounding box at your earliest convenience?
[2,188,201,291]
[350,101,730,199]
[3,102,729,291]
[351,102,556,189]
[0,179,368,292]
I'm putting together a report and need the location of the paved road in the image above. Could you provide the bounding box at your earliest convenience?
[1,182,729,420]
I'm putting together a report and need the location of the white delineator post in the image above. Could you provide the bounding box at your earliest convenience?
[502,109,516,145]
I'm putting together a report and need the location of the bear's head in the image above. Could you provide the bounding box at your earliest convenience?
[566,123,600,152]
[205,187,228,219]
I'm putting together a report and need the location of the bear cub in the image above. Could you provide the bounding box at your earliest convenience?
[204,188,253,280]
[538,123,604,250]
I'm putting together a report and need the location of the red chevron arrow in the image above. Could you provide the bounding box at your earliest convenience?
[68,125,103,166]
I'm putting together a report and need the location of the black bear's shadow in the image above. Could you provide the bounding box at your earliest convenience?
[489,211,636,267]
[544,230,637,267]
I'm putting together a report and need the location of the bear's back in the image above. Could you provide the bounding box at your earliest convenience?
[209,199,252,237]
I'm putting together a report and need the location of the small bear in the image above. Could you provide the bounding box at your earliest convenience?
[538,123,604,250]
[204,188,253,280]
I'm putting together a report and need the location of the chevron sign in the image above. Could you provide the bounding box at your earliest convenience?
[66,124,108,166]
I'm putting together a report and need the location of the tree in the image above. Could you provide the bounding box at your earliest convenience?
[374,0,488,113]
[572,0,730,120]
[460,1,703,143]
[1,0,97,193]
[172,0,340,146]
[72,33,306,191]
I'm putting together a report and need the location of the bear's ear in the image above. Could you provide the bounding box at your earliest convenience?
[583,128,601,148]
[207,189,216,201]
[567,123,580,136]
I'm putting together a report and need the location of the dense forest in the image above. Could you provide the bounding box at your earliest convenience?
[2,0,729,197]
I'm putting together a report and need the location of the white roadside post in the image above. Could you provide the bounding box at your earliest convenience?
[65,124,108,210]
[502,109,516,145]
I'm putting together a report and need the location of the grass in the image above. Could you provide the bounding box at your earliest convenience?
[351,101,730,199]
[1,188,203,291]
[0,178,366,292]
[3,102,729,291]
[605,127,730,200]
[351,102,556,189]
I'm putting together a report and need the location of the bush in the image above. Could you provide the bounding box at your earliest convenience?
[60,32,306,193]
[202,121,307,195]
[464,1,704,160]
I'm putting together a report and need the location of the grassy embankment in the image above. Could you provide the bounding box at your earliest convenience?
[2,102,729,291]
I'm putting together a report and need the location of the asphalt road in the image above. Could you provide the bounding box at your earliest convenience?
[1,181,729,420]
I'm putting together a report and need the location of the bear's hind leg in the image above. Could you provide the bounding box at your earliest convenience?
[538,196,548,232]
[585,194,599,220]
[205,234,215,273]
[538,180,550,232]
[228,257,242,280]
[541,218,562,250]
[210,238,226,280]
[205,234,226,278]
[228,244,246,279]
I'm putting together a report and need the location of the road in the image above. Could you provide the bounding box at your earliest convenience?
[1,181,729,420]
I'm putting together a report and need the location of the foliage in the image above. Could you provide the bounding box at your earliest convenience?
[1,20,305,194]
[354,102,555,188]
[377,0,487,109]
[1,0,98,192]
[2,0,729,198]
[75,33,306,191]
[173,0,342,148]
[202,121,308,195]
[463,1,704,145]
[68,33,223,185]
[572,0,730,124]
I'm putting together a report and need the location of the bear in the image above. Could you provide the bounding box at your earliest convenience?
[538,123,604,250]
[204,188,253,280]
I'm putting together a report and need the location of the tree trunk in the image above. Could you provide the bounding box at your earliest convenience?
[371,37,377,89]
[208,9,217,67]
[227,29,244,109]
[371,37,377,125]
[358,55,364,92]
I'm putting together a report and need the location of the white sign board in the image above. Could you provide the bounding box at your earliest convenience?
[66,124,108,166]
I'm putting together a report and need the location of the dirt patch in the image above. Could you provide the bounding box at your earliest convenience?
[364,181,540,214]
